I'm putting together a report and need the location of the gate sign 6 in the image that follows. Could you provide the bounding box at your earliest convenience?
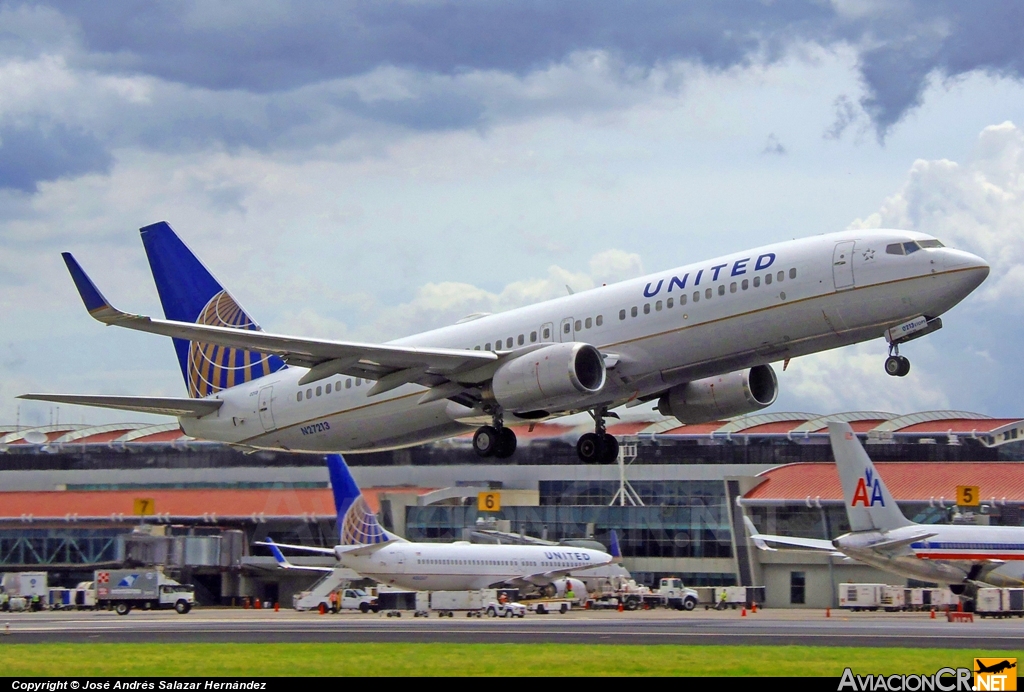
[478,492,501,512]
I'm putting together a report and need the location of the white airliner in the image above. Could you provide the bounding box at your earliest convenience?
[260,453,613,594]
[745,422,1024,594]
[22,222,988,462]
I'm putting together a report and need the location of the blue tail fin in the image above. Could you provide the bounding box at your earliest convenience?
[326,454,392,546]
[609,530,622,561]
[139,221,285,398]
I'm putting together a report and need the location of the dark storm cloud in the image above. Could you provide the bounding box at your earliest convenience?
[4,1,1024,191]
[0,122,112,192]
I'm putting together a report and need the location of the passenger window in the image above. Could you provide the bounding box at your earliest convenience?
[730,282,737,293]
[485,343,491,351]
[564,323,571,334]
[742,279,749,290]
[789,268,797,279]
[886,243,905,255]
[574,320,581,332]
[530,331,537,342]
[643,304,650,315]
[316,386,322,396]
[777,271,784,282]
[619,309,626,320]
[705,288,712,299]
[325,383,332,394]
[506,337,513,348]
[518,334,524,345]
[765,274,773,285]
[346,379,352,389]
[306,388,312,398]
[680,294,687,305]
[692,291,699,303]
[585,317,592,329]
[718,285,725,296]
[596,315,603,326]
[543,327,550,339]
[296,392,302,402]
[631,306,638,317]
[355,378,362,386]
[753,276,761,287]
[336,381,342,391]
[655,301,662,311]
[667,297,673,309]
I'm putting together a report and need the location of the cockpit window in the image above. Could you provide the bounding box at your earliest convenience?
[886,243,905,255]
[918,239,944,248]
[903,241,921,254]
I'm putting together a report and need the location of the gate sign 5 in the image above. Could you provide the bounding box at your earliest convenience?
[957,486,980,507]
[478,492,501,512]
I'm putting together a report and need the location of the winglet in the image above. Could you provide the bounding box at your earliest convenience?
[256,538,295,569]
[62,252,114,316]
[743,515,775,551]
[609,530,622,562]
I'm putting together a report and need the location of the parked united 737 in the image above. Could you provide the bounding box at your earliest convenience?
[260,453,614,595]
[745,422,1024,594]
[22,222,988,462]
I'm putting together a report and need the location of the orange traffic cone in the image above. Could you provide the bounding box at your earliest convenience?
[825,607,831,618]
[930,608,936,619]
[752,603,757,613]
[318,603,325,615]
[617,602,624,612]
[741,607,747,617]
[274,602,279,612]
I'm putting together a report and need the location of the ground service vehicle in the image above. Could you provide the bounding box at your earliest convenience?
[976,588,1024,618]
[95,570,195,615]
[656,578,700,610]
[2,572,48,606]
[485,601,527,618]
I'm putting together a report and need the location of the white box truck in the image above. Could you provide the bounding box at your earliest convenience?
[95,569,195,615]
[2,572,48,610]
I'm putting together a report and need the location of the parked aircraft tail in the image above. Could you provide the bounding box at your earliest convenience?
[609,530,622,562]
[139,221,285,398]
[829,422,913,532]
[325,453,402,546]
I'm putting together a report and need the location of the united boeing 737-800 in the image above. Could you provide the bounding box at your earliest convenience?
[22,222,988,462]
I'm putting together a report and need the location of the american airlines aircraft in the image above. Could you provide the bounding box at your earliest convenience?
[22,222,988,462]
[260,454,614,594]
[745,422,1024,594]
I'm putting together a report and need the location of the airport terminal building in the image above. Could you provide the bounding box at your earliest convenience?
[2,410,1024,608]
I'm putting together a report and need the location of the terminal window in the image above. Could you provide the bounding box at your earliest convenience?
[790,571,806,605]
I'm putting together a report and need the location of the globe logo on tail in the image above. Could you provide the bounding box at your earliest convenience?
[187,291,281,397]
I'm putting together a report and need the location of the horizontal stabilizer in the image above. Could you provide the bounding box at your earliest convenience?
[743,515,840,554]
[18,393,222,418]
[256,539,334,573]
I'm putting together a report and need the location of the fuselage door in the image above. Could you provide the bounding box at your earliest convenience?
[559,317,575,342]
[832,241,856,291]
[541,322,554,342]
[257,386,276,432]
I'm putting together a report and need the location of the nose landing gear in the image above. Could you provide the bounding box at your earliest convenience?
[576,407,620,464]
[473,409,517,459]
[884,344,911,377]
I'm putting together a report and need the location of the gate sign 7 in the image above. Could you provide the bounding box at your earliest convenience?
[957,486,980,507]
[133,498,156,516]
[478,492,501,513]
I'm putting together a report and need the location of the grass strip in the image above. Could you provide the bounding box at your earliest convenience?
[1,643,1021,677]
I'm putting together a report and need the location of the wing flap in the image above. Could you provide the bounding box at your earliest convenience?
[18,393,222,418]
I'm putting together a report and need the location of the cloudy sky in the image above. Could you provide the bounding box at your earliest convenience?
[4,0,1024,428]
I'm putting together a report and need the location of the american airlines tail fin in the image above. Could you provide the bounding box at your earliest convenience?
[325,453,404,546]
[139,222,285,398]
[829,422,913,532]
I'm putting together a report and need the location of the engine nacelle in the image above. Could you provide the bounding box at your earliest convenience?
[489,342,606,413]
[657,364,778,424]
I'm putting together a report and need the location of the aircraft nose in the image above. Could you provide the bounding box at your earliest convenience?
[943,247,989,274]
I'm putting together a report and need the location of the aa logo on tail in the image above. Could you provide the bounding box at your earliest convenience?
[851,468,885,507]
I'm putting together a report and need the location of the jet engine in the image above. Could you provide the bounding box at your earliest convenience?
[657,364,778,424]
[488,342,606,413]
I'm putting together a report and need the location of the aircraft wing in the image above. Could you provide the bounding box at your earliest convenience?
[743,516,842,555]
[61,253,501,394]
[17,394,222,418]
[257,540,334,573]
[254,540,336,556]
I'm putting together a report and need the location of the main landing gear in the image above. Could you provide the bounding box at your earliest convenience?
[473,410,517,459]
[576,408,620,464]
[884,343,911,377]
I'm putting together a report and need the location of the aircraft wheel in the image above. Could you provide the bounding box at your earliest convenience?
[473,426,499,457]
[494,427,517,459]
[576,433,602,463]
[896,356,911,377]
[600,434,620,464]
[884,356,902,377]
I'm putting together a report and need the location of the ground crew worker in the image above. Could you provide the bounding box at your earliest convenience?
[717,589,728,610]
[330,590,339,613]
[565,585,576,602]
[498,592,508,605]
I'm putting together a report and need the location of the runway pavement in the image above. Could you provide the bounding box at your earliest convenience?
[3,607,1023,648]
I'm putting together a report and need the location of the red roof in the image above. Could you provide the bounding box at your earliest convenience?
[898,419,1021,434]
[741,421,811,434]
[0,486,432,520]
[745,462,1024,503]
